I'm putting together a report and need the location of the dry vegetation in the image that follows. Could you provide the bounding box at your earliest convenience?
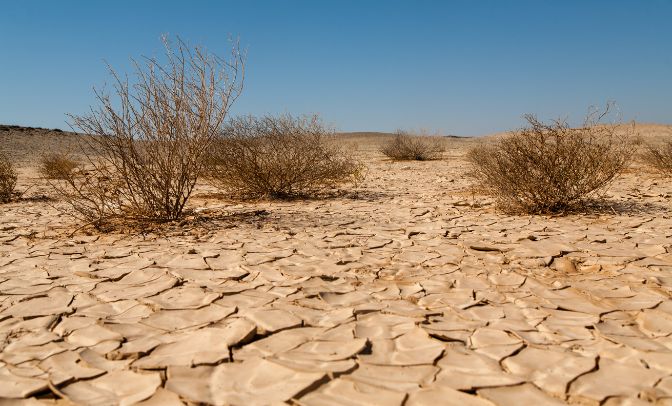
[55,36,244,227]
[39,153,79,179]
[468,106,634,214]
[380,130,446,161]
[643,138,672,176]
[205,114,365,198]
[0,151,17,203]
[48,165,125,229]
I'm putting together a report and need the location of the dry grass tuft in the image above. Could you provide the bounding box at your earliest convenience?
[0,151,17,203]
[380,131,445,161]
[39,153,79,179]
[642,138,672,176]
[467,106,634,214]
[58,36,244,228]
[205,114,365,198]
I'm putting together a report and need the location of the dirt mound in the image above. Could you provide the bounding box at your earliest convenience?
[0,124,67,133]
[0,124,81,166]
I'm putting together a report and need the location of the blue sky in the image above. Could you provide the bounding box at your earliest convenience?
[1,0,670,135]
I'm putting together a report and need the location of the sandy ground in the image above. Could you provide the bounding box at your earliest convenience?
[1,125,672,405]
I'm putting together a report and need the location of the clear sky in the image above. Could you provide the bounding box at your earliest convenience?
[1,0,670,136]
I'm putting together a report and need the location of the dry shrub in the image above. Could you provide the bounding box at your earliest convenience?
[0,151,17,203]
[39,153,79,179]
[48,165,125,229]
[467,106,633,214]
[58,36,244,227]
[380,130,445,161]
[205,114,365,198]
[642,139,672,176]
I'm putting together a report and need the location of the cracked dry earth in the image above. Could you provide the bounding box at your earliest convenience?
[2,139,672,405]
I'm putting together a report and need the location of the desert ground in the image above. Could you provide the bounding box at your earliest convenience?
[1,124,672,405]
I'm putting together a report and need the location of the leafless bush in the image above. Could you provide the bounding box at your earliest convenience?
[48,164,125,229]
[39,153,79,179]
[380,130,445,161]
[467,105,633,214]
[0,152,17,203]
[62,35,244,226]
[205,114,365,198]
[642,139,672,176]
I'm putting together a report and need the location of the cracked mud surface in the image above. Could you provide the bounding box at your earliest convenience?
[1,133,672,405]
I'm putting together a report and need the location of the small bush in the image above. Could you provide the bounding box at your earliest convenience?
[467,107,633,214]
[642,139,672,176]
[205,114,365,198]
[62,36,244,226]
[0,152,17,203]
[48,164,124,229]
[39,153,79,179]
[380,131,445,161]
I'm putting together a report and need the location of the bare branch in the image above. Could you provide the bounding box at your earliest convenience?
[59,35,246,227]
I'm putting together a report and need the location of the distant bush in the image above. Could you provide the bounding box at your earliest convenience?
[642,139,672,176]
[205,114,365,198]
[0,151,17,203]
[39,153,79,179]
[60,36,244,228]
[380,131,445,161]
[467,106,633,214]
